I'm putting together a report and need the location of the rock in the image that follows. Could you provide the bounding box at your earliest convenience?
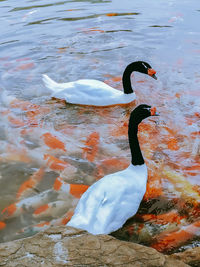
[0,225,190,267]
[170,247,200,267]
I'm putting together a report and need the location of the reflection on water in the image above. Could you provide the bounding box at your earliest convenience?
[0,0,199,254]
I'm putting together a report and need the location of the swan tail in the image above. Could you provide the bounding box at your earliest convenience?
[42,74,61,92]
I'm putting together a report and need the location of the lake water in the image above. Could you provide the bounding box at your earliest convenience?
[0,0,199,254]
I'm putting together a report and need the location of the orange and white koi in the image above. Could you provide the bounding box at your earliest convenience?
[33,200,69,219]
[44,154,69,171]
[53,176,89,199]
[53,209,74,225]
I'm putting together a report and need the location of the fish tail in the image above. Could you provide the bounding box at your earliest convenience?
[16,167,45,200]
[51,209,74,226]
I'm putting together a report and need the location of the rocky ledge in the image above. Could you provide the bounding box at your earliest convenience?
[0,225,195,267]
[169,247,200,267]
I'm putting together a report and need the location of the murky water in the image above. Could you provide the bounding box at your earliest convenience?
[0,0,199,253]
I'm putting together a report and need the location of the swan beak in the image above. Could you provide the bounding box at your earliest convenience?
[148,69,157,80]
[151,74,157,80]
[151,107,159,116]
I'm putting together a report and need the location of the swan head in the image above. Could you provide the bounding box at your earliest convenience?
[136,61,157,80]
[131,104,159,125]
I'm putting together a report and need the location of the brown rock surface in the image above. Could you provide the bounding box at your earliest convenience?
[0,226,191,267]
[170,247,200,267]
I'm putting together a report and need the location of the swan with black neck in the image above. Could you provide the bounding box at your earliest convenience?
[42,61,157,106]
[67,104,159,234]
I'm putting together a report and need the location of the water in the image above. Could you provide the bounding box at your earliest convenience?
[0,0,199,254]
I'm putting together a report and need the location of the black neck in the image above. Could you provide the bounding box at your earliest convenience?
[122,62,142,94]
[128,114,144,165]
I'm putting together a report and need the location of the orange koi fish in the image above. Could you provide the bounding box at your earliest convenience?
[191,131,200,139]
[138,210,186,225]
[151,220,200,252]
[167,137,179,151]
[82,132,100,162]
[0,221,6,230]
[69,183,90,199]
[53,177,89,199]
[33,200,68,219]
[183,164,200,176]
[44,154,69,171]
[7,114,25,127]
[1,189,53,219]
[42,132,66,152]
[51,209,74,226]
[1,203,20,219]
[35,221,50,228]
[16,167,45,200]
[60,210,74,225]
[163,126,180,151]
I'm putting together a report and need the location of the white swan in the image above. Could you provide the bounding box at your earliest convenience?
[42,61,157,106]
[67,104,159,234]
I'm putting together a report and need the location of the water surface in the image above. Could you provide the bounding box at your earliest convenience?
[0,0,199,253]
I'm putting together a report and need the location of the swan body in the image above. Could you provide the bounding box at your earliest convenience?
[42,61,157,106]
[42,76,136,106]
[67,164,147,234]
[67,104,159,234]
